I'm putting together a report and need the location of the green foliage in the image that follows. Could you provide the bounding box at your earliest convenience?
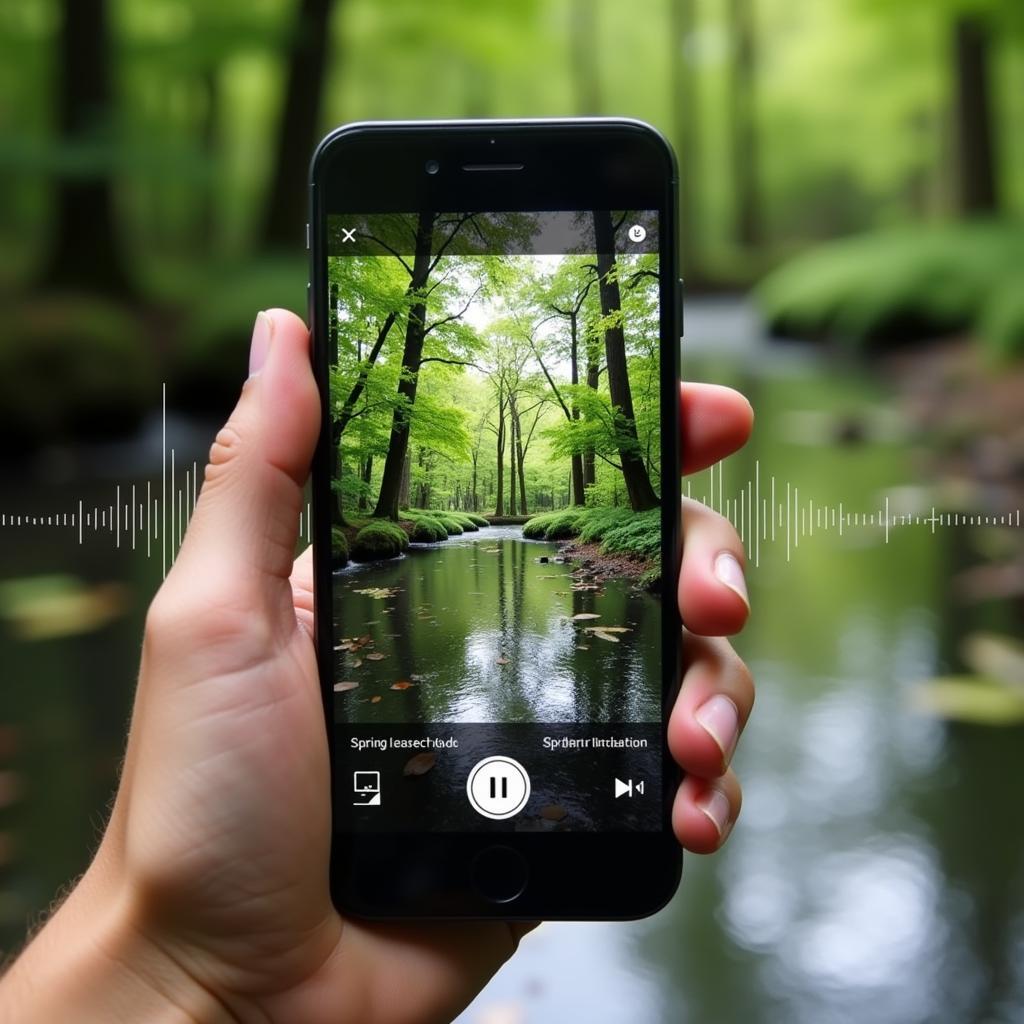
[409,517,448,543]
[757,223,1024,353]
[465,513,490,527]
[0,296,155,445]
[331,527,350,567]
[444,511,480,531]
[599,508,661,560]
[576,507,634,544]
[979,277,1024,360]
[350,521,409,561]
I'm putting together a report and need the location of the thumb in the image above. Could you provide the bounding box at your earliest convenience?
[167,309,320,636]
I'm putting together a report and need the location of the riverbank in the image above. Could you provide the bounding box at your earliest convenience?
[523,507,661,589]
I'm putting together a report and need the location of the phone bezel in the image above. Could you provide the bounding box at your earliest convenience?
[309,118,682,920]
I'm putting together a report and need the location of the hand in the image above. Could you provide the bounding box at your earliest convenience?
[0,310,754,1024]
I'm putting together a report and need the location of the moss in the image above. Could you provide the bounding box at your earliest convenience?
[757,222,1024,353]
[434,515,464,535]
[600,508,661,560]
[410,517,447,542]
[466,513,490,527]
[331,526,350,568]
[576,507,633,544]
[0,295,155,447]
[445,511,479,531]
[350,520,408,561]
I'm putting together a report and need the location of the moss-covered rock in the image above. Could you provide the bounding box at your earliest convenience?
[466,513,490,527]
[331,526,350,567]
[523,509,585,540]
[434,515,464,536]
[350,520,408,561]
[0,295,155,448]
[410,517,447,542]
[445,512,479,531]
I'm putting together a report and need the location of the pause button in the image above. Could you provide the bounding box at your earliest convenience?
[466,756,531,820]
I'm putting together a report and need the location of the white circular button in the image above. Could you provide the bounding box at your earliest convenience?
[466,756,531,820]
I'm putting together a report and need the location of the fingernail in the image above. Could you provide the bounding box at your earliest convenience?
[695,693,740,767]
[249,310,274,377]
[714,551,749,609]
[697,787,732,838]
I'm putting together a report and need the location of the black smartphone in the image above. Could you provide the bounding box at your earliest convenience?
[309,118,682,919]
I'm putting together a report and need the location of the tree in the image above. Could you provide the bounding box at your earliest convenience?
[262,0,336,248]
[42,0,130,294]
[952,14,998,214]
[592,210,659,512]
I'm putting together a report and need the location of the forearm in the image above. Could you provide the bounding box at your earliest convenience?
[0,865,232,1024]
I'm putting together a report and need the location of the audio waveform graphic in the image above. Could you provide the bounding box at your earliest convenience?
[2,387,1020,575]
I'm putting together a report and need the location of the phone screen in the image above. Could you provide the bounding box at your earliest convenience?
[325,209,665,835]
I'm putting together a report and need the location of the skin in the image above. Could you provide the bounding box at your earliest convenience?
[0,310,755,1024]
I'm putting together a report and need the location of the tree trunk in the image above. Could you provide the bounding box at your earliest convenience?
[568,311,586,504]
[494,390,506,517]
[373,211,435,519]
[511,393,528,514]
[508,397,517,517]
[262,0,335,249]
[952,15,998,215]
[593,210,660,512]
[583,334,599,487]
[42,0,130,294]
[471,451,479,512]
[728,0,760,247]
[357,455,372,511]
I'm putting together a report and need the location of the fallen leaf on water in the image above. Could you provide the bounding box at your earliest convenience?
[351,658,363,668]
[364,620,380,626]
[496,656,510,665]
[403,752,436,776]
[333,681,359,692]
[370,696,382,704]
[911,676,1024,725]
[578,645,590,650]
[962,632,1024,689]
[571,613,601,621]
[590,630,619,643]
[391,681,414,690]
[585,625,631,634]
[366,652,387,662]
[354,586,400,599]
[334,642,352,652]
[540,804,568,821]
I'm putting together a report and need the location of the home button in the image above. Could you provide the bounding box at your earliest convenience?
[472,845,529,904]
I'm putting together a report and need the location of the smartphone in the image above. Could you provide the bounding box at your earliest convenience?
[309,118,682,919]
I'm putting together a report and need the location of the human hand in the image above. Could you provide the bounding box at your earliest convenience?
[0,310,754,1024]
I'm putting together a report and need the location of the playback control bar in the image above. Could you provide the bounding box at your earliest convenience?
[333,722,663,833]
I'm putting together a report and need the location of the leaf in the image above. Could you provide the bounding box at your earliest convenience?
[912,676,1024,725]
[334,642,352,652]
[496,656,510,665]
[366,652,387,662]
[403,752,436,776]
[962,632,1024,689]
[351,658,363,668]
[391,681,414,690]
[590,630,619,643]
[540,804,568,821]
[577,645,590,650]
[333,681,359,693]
[571,613,601,621]
[370,696,383,704]
[584,625,631,634]
[354,586,400,599]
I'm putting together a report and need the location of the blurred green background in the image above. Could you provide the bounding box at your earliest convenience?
[1,1,1023,1022]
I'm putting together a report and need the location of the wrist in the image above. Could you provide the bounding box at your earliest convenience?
[0,862,233,1024]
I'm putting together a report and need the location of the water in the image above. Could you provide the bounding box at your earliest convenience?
[332,526,661,724]
[2,299,1022,1021]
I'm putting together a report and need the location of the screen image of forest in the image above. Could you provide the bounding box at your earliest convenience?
[327,210,664,725]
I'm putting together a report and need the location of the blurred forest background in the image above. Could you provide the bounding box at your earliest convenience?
[2,1,1024,1022]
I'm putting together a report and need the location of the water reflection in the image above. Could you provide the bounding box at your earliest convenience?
[333,527,661,724]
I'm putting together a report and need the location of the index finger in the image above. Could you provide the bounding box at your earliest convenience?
[681,382,754,475]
